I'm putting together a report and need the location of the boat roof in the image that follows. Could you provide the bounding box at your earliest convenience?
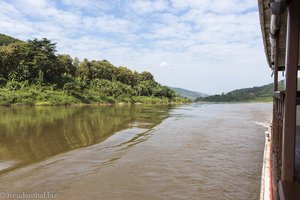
[258,0,300,70]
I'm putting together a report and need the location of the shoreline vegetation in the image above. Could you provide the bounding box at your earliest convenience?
[0,34,190,106]
[195,82,282,103]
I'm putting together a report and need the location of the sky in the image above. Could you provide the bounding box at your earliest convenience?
[0,0,273,94]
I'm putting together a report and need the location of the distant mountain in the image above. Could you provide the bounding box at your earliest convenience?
[195,82,284,102]
[169,87,208,100]
[0,34,22,46]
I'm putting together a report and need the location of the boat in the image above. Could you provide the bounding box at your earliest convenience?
[258,0,300,199]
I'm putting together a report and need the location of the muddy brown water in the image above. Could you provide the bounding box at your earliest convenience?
[0,103,272,200]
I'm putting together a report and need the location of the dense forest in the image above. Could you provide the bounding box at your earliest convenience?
[195,82,284,102]
[0,34,189,105]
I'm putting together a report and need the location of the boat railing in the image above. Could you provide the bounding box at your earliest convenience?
[274,91,285,125]
[273,90,284,198]
[272,90,300,199]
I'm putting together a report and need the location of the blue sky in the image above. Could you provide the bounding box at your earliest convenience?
[0,0,273,94]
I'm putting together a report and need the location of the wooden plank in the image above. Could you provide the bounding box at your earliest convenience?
[279,181,300,200]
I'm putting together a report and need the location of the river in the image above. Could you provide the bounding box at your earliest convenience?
[0,103,272,200]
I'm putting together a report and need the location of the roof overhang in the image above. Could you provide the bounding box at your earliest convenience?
[258,0,300,71]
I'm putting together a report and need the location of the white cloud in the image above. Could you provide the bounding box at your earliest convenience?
[82,15,133,33]
[160,62,169,67]
[130,0,169,14]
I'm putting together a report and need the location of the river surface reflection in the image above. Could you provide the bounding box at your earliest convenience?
[0,103,272,200]
[0,105,171,173]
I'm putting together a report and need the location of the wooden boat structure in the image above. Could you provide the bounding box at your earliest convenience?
[258,0,300,199]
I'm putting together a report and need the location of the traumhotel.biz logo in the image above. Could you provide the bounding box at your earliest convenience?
[0,192,58,199]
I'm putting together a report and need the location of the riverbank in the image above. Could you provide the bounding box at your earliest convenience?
[0,85,190,106]
[0,36,190,107]
[196,99,272,104]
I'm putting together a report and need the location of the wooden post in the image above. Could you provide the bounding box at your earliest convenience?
[272,36,279,200]
[273,37,279,132]
[274,37,279,92]
[274,37,279,147]
[282,0,300,182]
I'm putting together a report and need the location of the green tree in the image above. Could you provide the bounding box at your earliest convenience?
[90,60,115,81]
[135,80,157,96]
[115,66,134,85]
[76,58,91,81]
[153,86,176,99]
[0,34,185,104]
[57,54,76,76]
[0,42,28,78]
[26,38,61,83]
[138,71,154,82]
[73,57,80,68]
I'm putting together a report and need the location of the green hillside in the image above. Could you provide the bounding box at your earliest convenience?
[196,82,284,102]
[0,34,22,46]
[0,34,189,105]
[169,87,208,100]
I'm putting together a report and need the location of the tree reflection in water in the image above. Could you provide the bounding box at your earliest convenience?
[0,105,173,174]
